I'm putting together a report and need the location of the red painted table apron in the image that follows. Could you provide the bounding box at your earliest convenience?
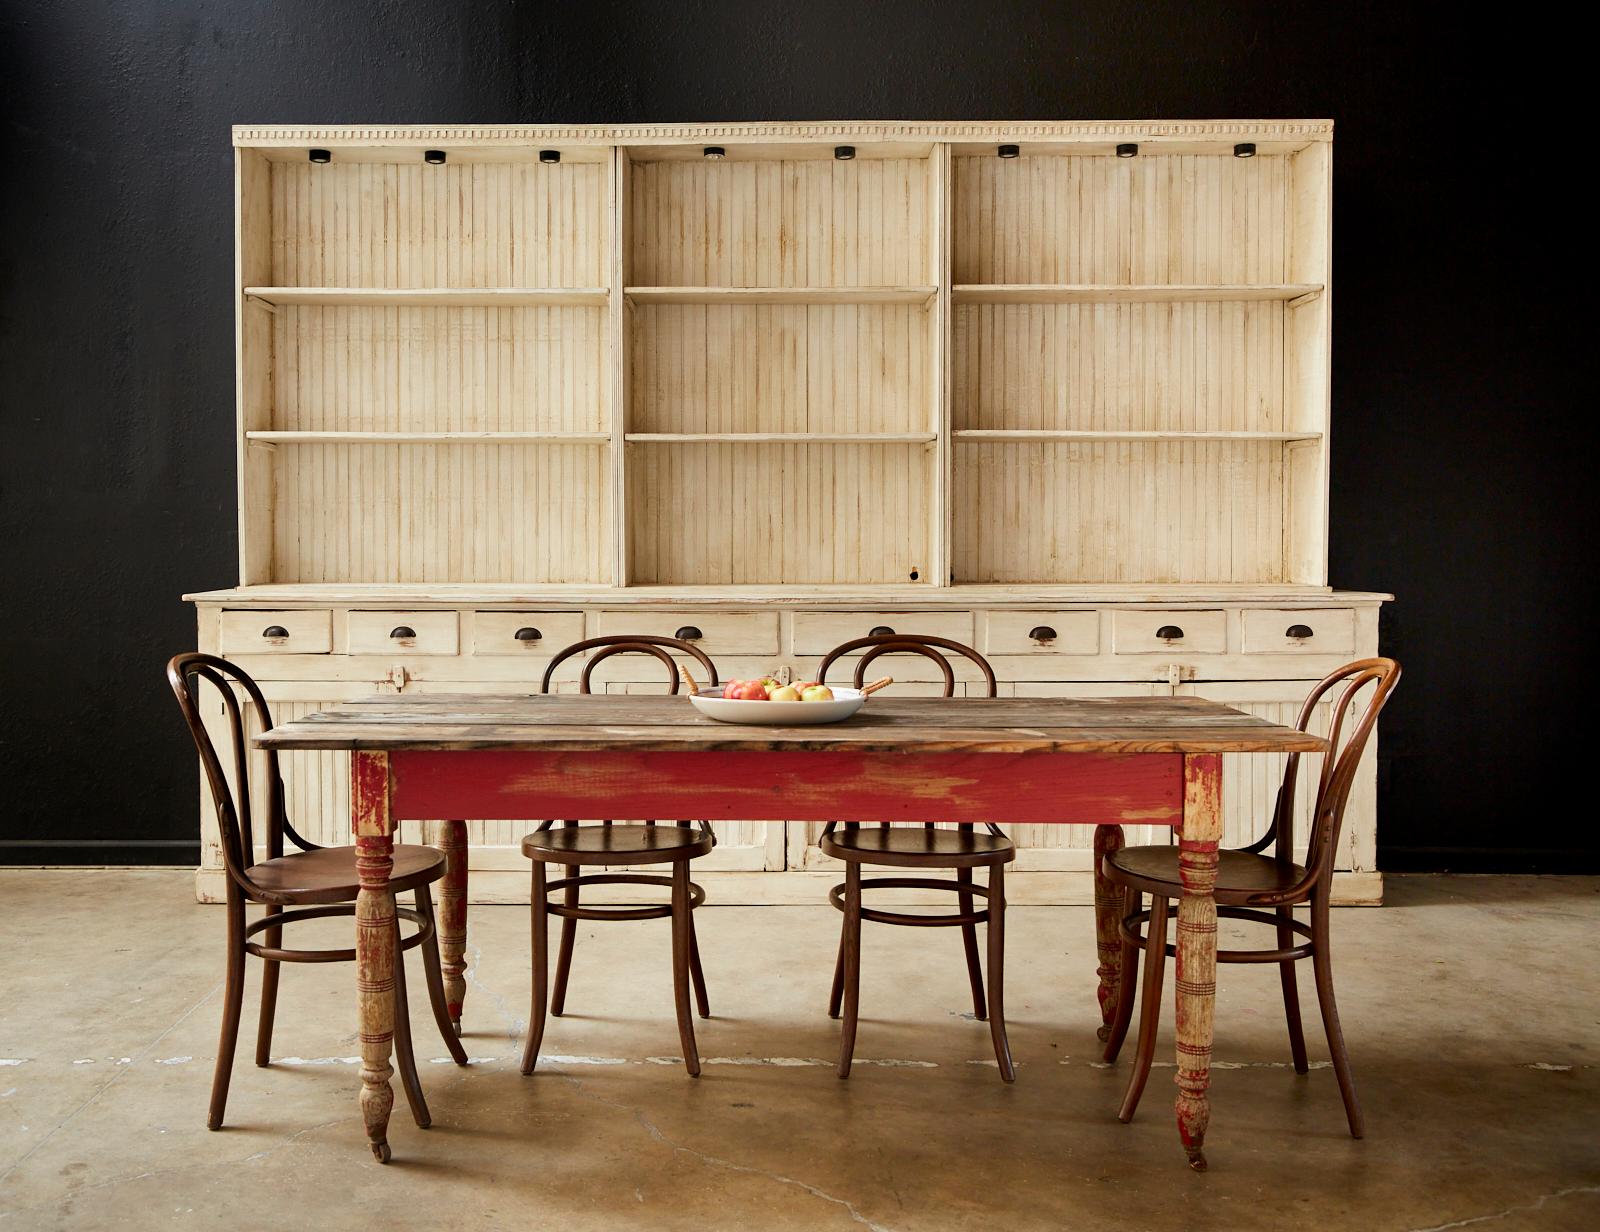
[257,693,1327,1169]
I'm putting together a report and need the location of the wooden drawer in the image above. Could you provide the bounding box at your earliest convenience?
[472,612,586,657]
[594,610,779,655]
[219,609,332,655]
[981,611,1099,656]
[792,611,974,656]
[1241,608,1356,655]
[1111,610,1226,655]
[348,611,460,656]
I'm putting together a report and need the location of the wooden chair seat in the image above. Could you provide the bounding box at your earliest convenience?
[1104,845,1307,906]
[820,825,1015,868]
[523,824,714,866]
[247,843,446,905]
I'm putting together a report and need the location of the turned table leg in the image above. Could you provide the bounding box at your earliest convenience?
[1092,823,1126,1041]
[1174,754,1222,1171]
[429,819,469,1030]
[353,751,397,1163]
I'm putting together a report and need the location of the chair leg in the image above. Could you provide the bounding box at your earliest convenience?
[687,899,711,1019]
[1277,905,1309,1074]
[391,920,430,1129]
[1102,886,1141,1063]
[670,860,701,1077]
[520,861,550,1075]
[416,885,468,1066]
[986,863,1015,1082]
[550,876,579,1017]
[1118,893,1170,1123]
[827,919,847,1020]
[836,862,863,1079]
[1311,889,1364,1138]
[957,866,987,1021]
[254,904,283,1068]
[207,894,247,1130]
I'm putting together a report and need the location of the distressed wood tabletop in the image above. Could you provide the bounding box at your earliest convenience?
[255,693,1328,755]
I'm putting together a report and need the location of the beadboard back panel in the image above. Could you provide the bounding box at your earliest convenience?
[627,156,931,287]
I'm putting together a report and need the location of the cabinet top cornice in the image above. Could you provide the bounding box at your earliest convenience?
[233,119,1333,149]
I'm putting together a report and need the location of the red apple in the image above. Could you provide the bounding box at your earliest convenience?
[723,680,770,701]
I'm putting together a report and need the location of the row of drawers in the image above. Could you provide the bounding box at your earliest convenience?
[220,606,1359,660]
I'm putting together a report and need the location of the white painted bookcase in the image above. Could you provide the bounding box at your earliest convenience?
[188,120,1389,905]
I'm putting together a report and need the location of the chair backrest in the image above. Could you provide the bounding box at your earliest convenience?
[1255,658,1401,896]
[817,633,997,698]
[539,635,719,696]
[538,636,720,835]
[166,652,313,894]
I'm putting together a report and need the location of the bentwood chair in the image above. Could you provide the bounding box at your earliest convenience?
[1101,658,1401,1137]
[166,653,466,1137]
[815,634,1015,1081]
[520,636,720,1077]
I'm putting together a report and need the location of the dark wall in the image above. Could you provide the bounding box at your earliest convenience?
[1,2,1589,869]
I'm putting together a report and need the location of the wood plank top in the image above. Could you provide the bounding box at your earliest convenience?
[256,694,1328,755]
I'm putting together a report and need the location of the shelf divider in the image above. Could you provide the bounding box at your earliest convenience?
[244,287,609,307]
[951,283,1323,305]
[245,431,611,445]
[953,429,1324,442]
[625,432,937,444]
[624,286,937,306]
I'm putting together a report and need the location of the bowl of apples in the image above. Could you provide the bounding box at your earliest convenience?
[682,669,891,725]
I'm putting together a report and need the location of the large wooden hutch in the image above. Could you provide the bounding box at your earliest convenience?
[187,120,1389,905]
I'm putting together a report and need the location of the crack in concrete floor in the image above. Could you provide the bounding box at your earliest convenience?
[1408,1184,1600,1231]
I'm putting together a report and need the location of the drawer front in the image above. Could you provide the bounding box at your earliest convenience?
[982,611,1099,656]
[792,611,974,656]
[220,609,332,655]
[472,612,586,657]
[1111,609,1227,655]
[595,610,779,655]
[348,610,460,656]
[1241,608,1356,656]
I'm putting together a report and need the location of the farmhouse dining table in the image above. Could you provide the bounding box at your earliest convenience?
[256,692,1326,1169]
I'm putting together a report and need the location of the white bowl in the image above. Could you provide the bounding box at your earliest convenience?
[688,686,866,725]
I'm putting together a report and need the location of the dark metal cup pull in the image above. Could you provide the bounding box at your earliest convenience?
[261,625,289,639]
[514,627,542,642]
[390,626,417,640]
[1285,624,1315,640]
[1155,625,1184,640]
[1028,625,1057,642]
[674,626,703,641]
[869,625,895,636]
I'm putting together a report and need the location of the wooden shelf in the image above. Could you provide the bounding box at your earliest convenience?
[952,284,1323,305]
[625,286,937,306]
[625,432,937,444]
[954,430,1324,442]
[246,431,611,445]
[244,287,610,307]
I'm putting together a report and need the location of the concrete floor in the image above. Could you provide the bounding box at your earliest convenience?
[0,873,1596,1231]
